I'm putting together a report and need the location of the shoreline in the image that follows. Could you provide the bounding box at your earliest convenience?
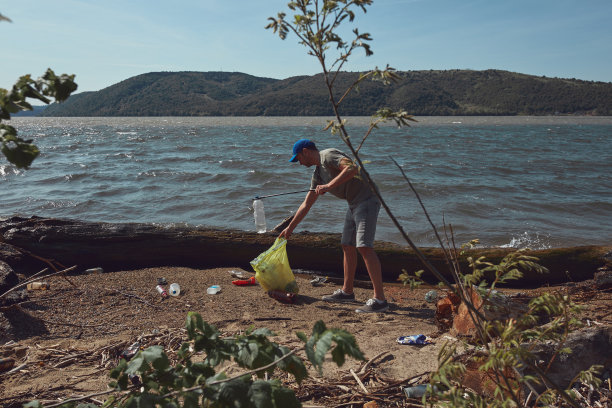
[1,216,610,287]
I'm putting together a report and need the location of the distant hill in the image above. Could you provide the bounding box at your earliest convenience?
[13,105,48,117]
[40,70,612,117]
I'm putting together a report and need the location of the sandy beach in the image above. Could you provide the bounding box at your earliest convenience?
[1,264,610,407]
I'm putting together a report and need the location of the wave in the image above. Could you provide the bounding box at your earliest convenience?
[3,117,611,248]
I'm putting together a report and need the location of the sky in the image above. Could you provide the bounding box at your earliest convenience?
[2,0,612,94]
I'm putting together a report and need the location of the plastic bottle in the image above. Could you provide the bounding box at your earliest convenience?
[169,283,181,296]
[253,199,266,233]
[403,384,429,398]
[156,285,168,298]
[229,270,246,279]
[26,282,49,290]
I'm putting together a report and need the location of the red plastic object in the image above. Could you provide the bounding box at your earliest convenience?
[232,276,257,286]
[267,290,297,304]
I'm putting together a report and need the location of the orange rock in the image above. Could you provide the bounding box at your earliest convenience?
[447,287,530,337]
[451,288,484,337]
[458,355,522,399]
[435,291,461,330]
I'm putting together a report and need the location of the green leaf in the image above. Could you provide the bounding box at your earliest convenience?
[186,311,204,336]
[38,68,78,102]
[125,353,148,375]
[251,327,275,337]
[274,346,308,384]
[141,345,170,370]
[313,331,333,371]
[249,380,274,408]
[330,329,365,363]
[127,393,159,408]
[237,341,260,367]
[272,386,301,408]
[216,378,250,406]
[1,135,40,169]
[182,392,200,408]
[312,320,327,335]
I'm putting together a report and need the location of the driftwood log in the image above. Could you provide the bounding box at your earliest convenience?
[1,216,610,287]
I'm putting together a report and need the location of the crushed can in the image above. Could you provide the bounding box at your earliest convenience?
[119,342,141,361]
[156,285,168,299]
[397,334,429,345]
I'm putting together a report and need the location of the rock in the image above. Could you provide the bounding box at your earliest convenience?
[435,287,529,337]
[528,326,612,392]
[435,292,461,331]
[456,326,612,399]
[0,260,18,290]
[457,351,519,399]
[0,260,27,307]
[594,268,612,289]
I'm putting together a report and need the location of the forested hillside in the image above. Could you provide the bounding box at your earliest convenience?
[40,70,612,116]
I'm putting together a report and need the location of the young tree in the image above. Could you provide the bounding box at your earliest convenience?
[267,1,601,406]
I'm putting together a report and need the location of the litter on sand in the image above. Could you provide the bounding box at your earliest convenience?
[232,276,257,286]
[309,276,328,286]
[229,270,247,279]
[267,290,297,304]
[397,334,432,345]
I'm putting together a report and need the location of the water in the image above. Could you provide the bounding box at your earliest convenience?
[2,116,611,249]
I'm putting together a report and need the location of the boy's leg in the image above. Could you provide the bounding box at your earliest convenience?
[322,208,358,303]
[358,246,385,301]
[342,244,357,294]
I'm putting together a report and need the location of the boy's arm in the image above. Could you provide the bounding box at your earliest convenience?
[314,157,357,195]
[278,190,318,240]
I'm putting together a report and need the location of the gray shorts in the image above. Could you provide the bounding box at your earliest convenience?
[341,197,381,248]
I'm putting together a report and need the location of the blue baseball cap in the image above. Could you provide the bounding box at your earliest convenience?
[289,139,316,162]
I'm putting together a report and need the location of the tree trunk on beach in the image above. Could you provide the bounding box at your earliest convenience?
[0,216,609,286]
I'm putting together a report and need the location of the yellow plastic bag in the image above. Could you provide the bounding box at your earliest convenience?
[250,238,299,294]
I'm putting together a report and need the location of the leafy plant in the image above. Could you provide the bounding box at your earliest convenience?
[0,69,77,168]
[25,312,364,407]
[413,244,603,407]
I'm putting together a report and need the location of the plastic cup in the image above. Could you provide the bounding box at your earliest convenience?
[207,285,221,295]
[424,290,438,303]
[169,283,181,296]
